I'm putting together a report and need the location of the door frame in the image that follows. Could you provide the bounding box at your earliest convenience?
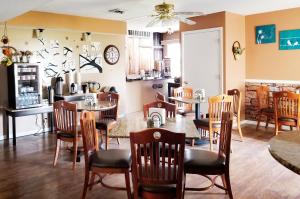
[181,27,224,94]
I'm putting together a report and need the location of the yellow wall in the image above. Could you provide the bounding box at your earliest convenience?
[7,11,127,35]
[246,7,300,80]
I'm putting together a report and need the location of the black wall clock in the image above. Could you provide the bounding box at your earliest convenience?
[103,45,120,65]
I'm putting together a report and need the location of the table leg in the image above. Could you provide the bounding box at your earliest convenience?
[49,113,54,133]
[12,116,16,146]
[5,114,9,140]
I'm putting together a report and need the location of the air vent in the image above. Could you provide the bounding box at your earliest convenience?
[108,8,125,14]
[128,30,151,38]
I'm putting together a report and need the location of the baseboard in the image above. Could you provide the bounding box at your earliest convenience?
[0,127,52,141]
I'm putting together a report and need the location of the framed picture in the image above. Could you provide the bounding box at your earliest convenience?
[279,29,300,50]
[256,24,276,44]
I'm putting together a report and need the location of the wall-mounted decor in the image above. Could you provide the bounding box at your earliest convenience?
[256,24,276,44]
[279,29,300,50]
[79,42,102,73]
[104,45,120,65]
[232,41,245,60]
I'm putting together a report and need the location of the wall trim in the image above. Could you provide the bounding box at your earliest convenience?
[0,127,51,141]
[245,79,300,85]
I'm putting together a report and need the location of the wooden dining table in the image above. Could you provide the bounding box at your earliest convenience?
[268,132,300,175]
[109,112,200,141]
[168,97,206,120]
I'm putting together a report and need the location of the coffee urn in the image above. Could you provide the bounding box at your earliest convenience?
[55,77,64,95]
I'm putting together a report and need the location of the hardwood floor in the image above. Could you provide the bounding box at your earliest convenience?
[0,124,300,199]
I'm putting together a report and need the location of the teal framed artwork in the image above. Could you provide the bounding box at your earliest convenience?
[279,29,300,50]
[256,24,276,44]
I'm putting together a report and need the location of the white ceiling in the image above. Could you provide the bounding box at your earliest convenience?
[2,0,300,31]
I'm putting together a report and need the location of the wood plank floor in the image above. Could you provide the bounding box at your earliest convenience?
[0,124,300,199]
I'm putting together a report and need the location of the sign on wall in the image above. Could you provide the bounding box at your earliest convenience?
[255,24,276,44]
[279,29,300,50]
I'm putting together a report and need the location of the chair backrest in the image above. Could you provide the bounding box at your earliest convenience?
[218,112,233,167]
[155,91,166,102]
[227,89,241,117]
[173,87,193,112]
[273,91,300,120]
[143,101,176,118]
[208,95,232,131]
[97,92,119,120]
[256,85,270,110]
[80,111,99,168]
[53,100,78,135]
[130,128,185,199]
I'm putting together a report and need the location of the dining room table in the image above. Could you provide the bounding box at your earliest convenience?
[168,96,206,120]
[72,100,116,112]
[109,111,200,141]
[268,131,300,175]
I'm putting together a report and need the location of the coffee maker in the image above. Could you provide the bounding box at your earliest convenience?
[55,77,64,95]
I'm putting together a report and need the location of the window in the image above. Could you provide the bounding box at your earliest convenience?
[164,42,181,77]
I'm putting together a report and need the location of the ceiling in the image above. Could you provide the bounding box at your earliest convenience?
[2,0,300,31]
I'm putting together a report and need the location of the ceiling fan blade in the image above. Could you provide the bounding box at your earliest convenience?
[174,11,204,16]
[174,15,196,25]
[146,17,161,27]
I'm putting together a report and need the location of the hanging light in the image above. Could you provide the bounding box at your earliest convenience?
[32,29,38,38]
[38,29,44,39]
[81,32,87,41]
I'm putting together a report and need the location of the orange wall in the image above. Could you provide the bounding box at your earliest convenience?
[7,11,127,35]
[246,7,300,80]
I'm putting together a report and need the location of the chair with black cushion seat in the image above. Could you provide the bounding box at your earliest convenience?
[96,92,120,150]
[53,100,80,170]
[130,128,185,199]
[273,91,300,135]
[156,91,166,102]
[143,101,176,119]
[227,89,243,140]
[80,111,131,199]
[184,112,233,199]
[193,94,232,151]
[256,85,274,130]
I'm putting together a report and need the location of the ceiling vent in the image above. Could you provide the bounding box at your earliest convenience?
[108,8,125,14]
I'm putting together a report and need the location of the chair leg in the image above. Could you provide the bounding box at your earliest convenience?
[81,170,90,199]
[237,116,243,141]
[275,123,279,136]
[73,140,78,170]
[225,172,233,199]
[220,174,227,193]
[290,126,293,131]
[89,173,96,191]
[191,139,195,147]
[124,171,132,199]
[53,139,60,167]
[256,113,261,131]
[265,116,269,129]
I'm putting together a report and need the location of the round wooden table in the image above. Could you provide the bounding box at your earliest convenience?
[268,132,300,175]
[73,100,116,112]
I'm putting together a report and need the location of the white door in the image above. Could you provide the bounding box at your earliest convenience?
[182,27,223,113]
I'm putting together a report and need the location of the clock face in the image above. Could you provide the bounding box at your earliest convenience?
[104,45,120,65]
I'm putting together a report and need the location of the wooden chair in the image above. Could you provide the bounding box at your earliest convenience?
[96,92,120,150]
[173,87,193,115]
[155,91,166,101]
[143,101,176,119]
[193,94,232,151]
[184,112,233,199]
[227,89,243,140]
[130,128,185,199]
[80,111,131,199]
[273,91,300,135]
[256,85,274,130]
[53,100,80,170]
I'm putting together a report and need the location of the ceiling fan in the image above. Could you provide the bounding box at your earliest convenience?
[146,1,204,28]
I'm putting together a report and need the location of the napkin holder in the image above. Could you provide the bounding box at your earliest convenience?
[148,107,166,125]
[85,93,97,106]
